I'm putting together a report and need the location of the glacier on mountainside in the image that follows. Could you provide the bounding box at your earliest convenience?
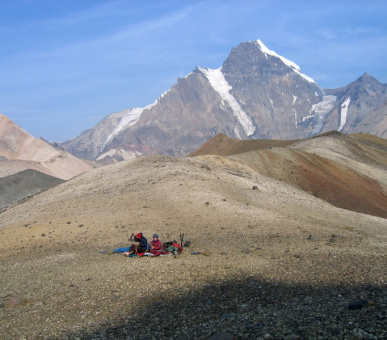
[302,95,337,135]
[198,67,256,137]
[339,97,351,132]
[100,101,159,152]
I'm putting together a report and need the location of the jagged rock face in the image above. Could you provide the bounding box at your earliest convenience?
[113,70,241,157]
[59,40,387,161]
[325,73,387,137]
[221,41,324,139]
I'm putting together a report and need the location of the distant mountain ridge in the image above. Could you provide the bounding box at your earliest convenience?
[0,113,93,180]
[55,39,386,161]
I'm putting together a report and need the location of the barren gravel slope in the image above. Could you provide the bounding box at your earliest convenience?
[0,152,386,339]
[195,132,387,219]
[290,132,387,185]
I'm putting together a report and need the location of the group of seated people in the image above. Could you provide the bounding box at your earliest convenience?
[113,232,182,257]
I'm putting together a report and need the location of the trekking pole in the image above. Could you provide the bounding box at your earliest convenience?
[179,233,184,250]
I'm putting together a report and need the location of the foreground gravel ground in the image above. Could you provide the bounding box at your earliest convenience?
[1,242,386,340]
[1,155,386,339]
[86,279,387,340]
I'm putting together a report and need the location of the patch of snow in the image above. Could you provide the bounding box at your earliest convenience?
[305,95,337,135]
[269,98,273,108]
[302,115,314,122]
[199,67,256,136]
[294,109,298,128]
[339,96,351,132]
[254,39,317,84]
[297,72,316,84]
[292,95,298,105]
[310,95,337,116]
[100,100,158,152]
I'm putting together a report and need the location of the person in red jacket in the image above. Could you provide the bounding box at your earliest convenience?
[149,233,163,257]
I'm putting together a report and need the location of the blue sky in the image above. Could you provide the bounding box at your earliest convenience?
[1,0,386,141]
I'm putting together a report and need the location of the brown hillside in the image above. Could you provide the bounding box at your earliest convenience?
[190,132,387,219]
[188,133,297,157]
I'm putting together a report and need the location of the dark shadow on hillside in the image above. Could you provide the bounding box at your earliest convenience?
[0,169,64,211]
[69,277,386,339]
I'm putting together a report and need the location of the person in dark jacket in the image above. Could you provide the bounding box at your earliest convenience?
[124,232,148,256]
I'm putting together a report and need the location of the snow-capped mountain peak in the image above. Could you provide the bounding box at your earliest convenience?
[253,39,316,84]
[58,39,387,161]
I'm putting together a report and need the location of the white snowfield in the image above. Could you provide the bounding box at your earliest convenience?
[199,66,256,137]
[339,97,351,131]
[254,40,317,84]
[311,95,337,116]
[302,95,337,123]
